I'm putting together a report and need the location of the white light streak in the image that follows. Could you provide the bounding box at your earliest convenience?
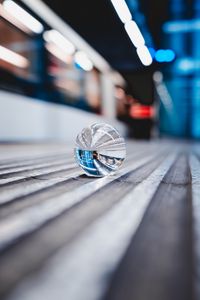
[74,51,93,71]
[109,1,152,67]
[124,20,145,47]
[45,43,72,64]
[136,46,152,66]
[0,3,30,33]
[153,71,163,83]
[153,71,174,114]
[43,30,75,55]
[3,0,44,34]
[110,0,132,23]
[0,45,29,68]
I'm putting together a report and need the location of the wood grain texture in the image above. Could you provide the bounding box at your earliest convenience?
[0,142,198,300]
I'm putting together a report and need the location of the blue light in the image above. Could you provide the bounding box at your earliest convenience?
[165,49,176,62]
[74,62,82,70]
[177,58,194,72]
[148,47,156,58]
[155,49,175,63]
[163,19,200,33]
[155,49,166,62]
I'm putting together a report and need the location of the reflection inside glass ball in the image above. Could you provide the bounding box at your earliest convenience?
[74,123,126,177]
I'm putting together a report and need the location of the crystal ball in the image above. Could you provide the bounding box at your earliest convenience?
[74,123,126,177]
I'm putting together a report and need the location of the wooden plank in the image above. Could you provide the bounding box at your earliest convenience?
[0,167,80,205]
[0,161,76,185]
[103,154,193,300]
[3,153,176,300]
[0,151,164,220]
[0,151,166,298]
[0,156,71,175]
[0,151,162,251]
[0,141,198,300]
[190,154,200,300]
[0,146,155,204]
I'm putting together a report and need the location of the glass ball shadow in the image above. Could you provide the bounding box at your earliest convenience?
[74,123,126,177]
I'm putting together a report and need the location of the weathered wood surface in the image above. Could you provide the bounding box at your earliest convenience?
[0,141,199,300]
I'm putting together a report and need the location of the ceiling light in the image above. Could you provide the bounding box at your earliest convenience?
[74,51,93,71]
[45,43,72,64]
[110,0,132,23]
[124,20,145,47]
[0,45,29,68]
[3,0,43,34]
[136,46,152,66]
[0,3,30,33]
[43,30,75,55]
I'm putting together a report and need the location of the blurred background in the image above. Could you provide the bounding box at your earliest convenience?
[0,0,199,141]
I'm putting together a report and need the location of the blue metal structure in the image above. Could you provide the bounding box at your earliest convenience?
[160,0,200,138]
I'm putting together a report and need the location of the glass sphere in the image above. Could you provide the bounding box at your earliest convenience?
[74,123,126,177]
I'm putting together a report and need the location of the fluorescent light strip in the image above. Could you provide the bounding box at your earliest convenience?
[3,0,44,34]
[0,4,30,33]
[136,46,153,66]
[45,43,67,63]
[109,0,152,66]
[163,19,200,33]
[110,0,132,23]
[45,42,72,64]
[74,51,93,71]
[43,30,75,55]
[0,45,29,68]
[124,20,145,47]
